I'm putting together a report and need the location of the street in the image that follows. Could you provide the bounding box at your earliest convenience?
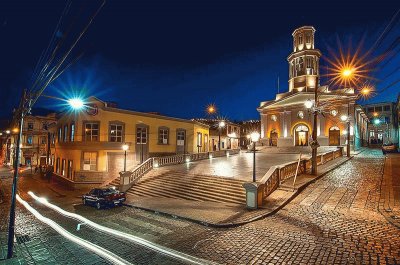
[1,149,399,264]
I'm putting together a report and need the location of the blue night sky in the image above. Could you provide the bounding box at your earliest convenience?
[1,0,399,121]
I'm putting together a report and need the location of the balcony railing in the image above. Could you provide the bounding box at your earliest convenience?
[259,147,344,200]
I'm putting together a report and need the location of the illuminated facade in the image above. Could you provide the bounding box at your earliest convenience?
[49,96,209,188]
[258,26,368,148]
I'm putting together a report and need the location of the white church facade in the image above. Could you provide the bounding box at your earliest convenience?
[258,26,368,149]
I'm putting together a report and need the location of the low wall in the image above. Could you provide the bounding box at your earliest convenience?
[51,173,103,190]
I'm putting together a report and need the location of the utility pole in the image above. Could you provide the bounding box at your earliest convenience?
[7,90,29,259]
[347,102,351,157]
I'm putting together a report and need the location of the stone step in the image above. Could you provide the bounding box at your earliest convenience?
[128,179,245,204]
[145,174,246,195]
[133,178,245,204]
[127,184,208,202]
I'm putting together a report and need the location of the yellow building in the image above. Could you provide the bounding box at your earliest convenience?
[50,96,209,188]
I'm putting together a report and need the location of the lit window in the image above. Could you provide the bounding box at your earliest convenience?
[64,125,68,142]
[110,124,123,142]
[70,123,75,142]
[40,136,46,144]
[197,132,202,147]
[306,33,311,43]
[58,127,62,142]
[83,152,97,171]
[27,135,33,145]
[67,160,73,179]
[56,158,60,174]
[61,159,66,176]
[84,122,99,141]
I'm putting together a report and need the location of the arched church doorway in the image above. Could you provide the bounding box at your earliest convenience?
[294,124,309,146]
[270,129,278,146]
[329,126,340,146]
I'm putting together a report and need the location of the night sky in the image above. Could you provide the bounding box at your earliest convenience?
[1,0,399,122]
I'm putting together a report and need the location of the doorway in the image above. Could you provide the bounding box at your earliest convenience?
[294,124,309,146]
[176,129,186,154]
[135,124,149,164]
[270,129,278,146]
[329,126,340,146]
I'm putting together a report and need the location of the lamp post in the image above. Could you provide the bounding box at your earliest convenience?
[7,95,85,259]
[304,76,319,176]
[218,121,225,150]
[250,132,260,182]
[122,143,129,172]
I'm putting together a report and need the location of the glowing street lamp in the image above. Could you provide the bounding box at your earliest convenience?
[218,121,226,150]
[340,115,348,122]
[68,98,84,110]
[5,130,10,134]
[250,132,260,182]
[374,119,381,125]
[206,104,217,115]
[122,143,129,172]
[304,99,314,109]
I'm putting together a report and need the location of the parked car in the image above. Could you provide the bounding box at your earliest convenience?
[382,143,398,154]
[82,187,126,209]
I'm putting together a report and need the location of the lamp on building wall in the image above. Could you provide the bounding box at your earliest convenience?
[122,143,129,172]
[304,99,314,109]
[250,132,260,182]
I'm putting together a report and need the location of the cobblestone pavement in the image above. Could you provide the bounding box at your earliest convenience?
[2,149,400,264]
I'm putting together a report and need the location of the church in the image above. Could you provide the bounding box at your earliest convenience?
[258,26,368,149]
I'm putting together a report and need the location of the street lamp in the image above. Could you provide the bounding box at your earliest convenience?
[218,121,225,150]
[304,76,319,175]
[250,131,260,182]
[5,130,10,134]
[68,98,85,110]
[122,143,129,172]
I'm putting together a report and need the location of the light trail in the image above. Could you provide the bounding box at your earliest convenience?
[28,191,216,265]
[16,194,132,265]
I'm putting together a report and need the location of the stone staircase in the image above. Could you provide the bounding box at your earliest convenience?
[110,168,246,205]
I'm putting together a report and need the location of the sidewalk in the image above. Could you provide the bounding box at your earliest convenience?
[379,153,400,228]
[125,156,352,227]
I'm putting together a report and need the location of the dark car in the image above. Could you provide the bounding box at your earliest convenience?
[82,187,126,209]
[382,143,398,154]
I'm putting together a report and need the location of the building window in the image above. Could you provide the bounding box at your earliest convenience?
[158,127,169,144]
[51,133,55,145]
[375,106,383,112]
[67,160,73,179]
[70,123,75,142]
[56,158,60,174]
[384,105,390,111]
[84,122,99,141]
[58,127,62,142]
[63,125,68,142]
[222,141,225,149]
[40,136,46,144]
[42,122,47,130]
[61,159,66,176]
[298,34,303,44]
[110,124,123,142]
[136,127,147,144]
[83,152,97,171]
[271,115,277,121]
[384,116,390,124]
[27,122,34,131]
[197,132,202,147]
[27,135,33,145]
[306,33,311,43]
[367,107,374,113]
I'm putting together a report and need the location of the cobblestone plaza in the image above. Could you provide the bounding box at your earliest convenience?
[1,149,399,264]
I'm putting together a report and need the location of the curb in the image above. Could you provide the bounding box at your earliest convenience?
[123,156,353,228]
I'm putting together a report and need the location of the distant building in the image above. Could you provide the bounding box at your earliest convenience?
[362,102,398,146]
[6,112,56,167]
[257,26,369,150]
[237,120,261,149]
[49,96,209,188]
[193,119,241,151]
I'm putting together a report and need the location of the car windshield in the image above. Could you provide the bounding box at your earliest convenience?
[102,188,117,195]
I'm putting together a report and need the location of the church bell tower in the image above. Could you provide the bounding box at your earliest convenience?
[287,26,321,92]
